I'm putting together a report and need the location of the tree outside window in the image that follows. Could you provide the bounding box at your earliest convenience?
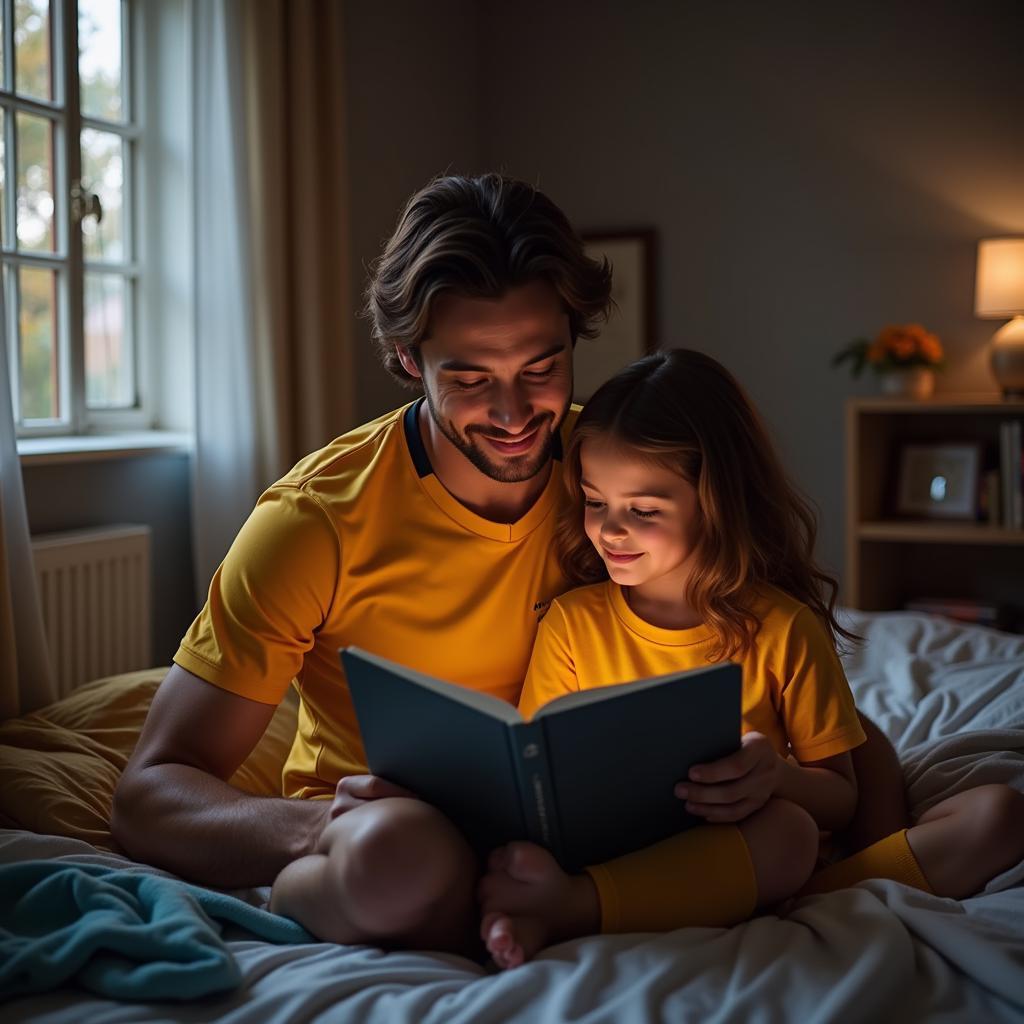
[3,0,137,433]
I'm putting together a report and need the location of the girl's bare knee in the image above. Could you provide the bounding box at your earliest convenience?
[741,798,818,906]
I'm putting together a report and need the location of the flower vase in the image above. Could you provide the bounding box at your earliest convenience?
[880,367,935,399]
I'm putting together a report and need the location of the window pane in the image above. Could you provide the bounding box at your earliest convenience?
[85,272,132,407]
[16,112,55,252]
[19,265,58,420]
[79,0,123,122]
[2,265,9,398]
[0,110,5,248]
[81,128,123,261]
[14,0,51,101]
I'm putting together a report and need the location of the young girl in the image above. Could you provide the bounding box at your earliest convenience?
[479,349,1024,970]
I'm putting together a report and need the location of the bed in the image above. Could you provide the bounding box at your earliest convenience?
[2,609,1023,1023]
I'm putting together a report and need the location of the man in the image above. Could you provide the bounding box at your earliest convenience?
[112,173,613,953]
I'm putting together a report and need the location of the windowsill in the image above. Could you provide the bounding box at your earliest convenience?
[17,431,194,466]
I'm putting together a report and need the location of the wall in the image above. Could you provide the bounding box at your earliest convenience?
[23,454,196,666]
[24,3,1022,660]
[344,0,486,419]
[474,0,1024,579]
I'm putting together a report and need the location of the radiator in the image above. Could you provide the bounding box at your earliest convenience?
[31,525,152,697]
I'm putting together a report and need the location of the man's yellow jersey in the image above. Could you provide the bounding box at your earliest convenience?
[176,400,576,797]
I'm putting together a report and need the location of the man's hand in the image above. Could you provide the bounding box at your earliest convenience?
[327,775,417,822]
[314,775,419,854]
[674,732,782,823]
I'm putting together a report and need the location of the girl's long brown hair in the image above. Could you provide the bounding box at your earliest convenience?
[556,349,859,660]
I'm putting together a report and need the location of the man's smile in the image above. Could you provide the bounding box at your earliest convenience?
[481,428,540,456]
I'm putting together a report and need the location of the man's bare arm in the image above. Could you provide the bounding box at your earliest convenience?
[111,664,330,887]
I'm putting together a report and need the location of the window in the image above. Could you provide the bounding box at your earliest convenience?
[3,0,142,436]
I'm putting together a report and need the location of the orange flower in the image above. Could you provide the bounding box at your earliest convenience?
[834,323,943,379]
[873,324,943,365]
[890,335,917,359]
[918,331,944,363]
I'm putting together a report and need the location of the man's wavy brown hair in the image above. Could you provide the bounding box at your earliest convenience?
[556,349,859,660]
[364,174,613,386]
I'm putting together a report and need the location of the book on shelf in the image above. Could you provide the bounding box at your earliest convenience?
[980,468,1000,525]
[341,646,741,871]
[999,420,1023,529]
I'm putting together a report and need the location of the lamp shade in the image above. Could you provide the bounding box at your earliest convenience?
[975,238,1024,318]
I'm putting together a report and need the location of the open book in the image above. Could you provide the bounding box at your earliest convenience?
[341,647,741,871]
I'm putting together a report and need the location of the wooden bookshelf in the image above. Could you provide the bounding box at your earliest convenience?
[857,521,1024,545]
[845,395,1024,615]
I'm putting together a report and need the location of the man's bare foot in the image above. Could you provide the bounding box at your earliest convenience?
[477,841,600,969]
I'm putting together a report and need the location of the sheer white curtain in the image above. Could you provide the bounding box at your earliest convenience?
[0,287,56,718]
[191,0,275,604]
[190,0,355,605]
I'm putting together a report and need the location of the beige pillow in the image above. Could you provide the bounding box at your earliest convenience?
[0,669,297,852]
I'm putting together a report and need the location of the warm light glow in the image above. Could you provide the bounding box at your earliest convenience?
[975,238,1024,318]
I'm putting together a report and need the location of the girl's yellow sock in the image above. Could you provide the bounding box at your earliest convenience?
[799,828,933,896]
[585,824,758,933]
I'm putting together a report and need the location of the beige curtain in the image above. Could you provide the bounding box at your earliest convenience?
[192,0,355,603]
[244,1,354,465]
[0,286,56,718]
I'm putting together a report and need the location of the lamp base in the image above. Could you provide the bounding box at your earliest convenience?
[990,316,1024,399]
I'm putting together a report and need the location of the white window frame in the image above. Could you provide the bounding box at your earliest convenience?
[3,0,155,439]
[137,0,192,438]
[81,0,147,433]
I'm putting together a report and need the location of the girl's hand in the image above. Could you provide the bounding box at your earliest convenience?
[675,732,782,822]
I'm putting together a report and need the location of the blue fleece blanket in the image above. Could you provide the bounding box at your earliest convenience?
[0,860,312,1001]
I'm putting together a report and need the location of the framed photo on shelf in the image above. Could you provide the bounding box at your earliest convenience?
[577,230,657,401]
[895,443,981,519]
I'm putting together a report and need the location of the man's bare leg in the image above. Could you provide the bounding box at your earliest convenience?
[270,797,480,955]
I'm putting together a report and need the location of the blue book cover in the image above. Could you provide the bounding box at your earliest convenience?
[341,647,741,871]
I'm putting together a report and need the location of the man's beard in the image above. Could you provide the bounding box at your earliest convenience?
[422,390,568,484]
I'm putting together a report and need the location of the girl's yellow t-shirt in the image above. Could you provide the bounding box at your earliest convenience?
[520,581,866,764]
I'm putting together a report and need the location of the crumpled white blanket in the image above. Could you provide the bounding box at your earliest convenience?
[3,610,1023,1024]
[841,609,1024,894]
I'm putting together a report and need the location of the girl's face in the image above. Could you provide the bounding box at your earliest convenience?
[579,437,702,600]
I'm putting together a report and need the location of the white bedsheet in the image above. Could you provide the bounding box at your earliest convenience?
[4,611,1024,1023]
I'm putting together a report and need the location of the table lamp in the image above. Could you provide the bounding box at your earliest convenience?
[975,237,1024,398]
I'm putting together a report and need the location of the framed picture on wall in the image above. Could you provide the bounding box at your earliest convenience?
[577,230,657,401]
[895,443,981,519]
